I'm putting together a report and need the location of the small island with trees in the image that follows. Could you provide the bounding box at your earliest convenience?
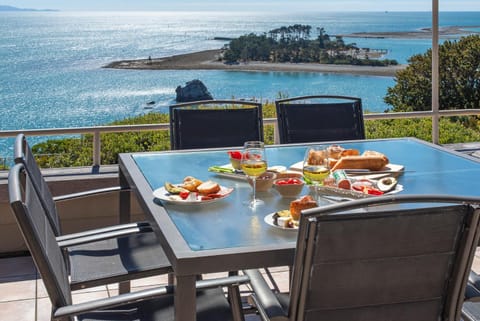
[221,24,398,67]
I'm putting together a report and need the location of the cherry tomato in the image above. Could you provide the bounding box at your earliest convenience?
[179,191,190,200]
[276,178,302,185]
[227,151,242,160]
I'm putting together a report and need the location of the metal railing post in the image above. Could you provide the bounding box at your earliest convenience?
[431,0,440,144]
[93,131,101,167]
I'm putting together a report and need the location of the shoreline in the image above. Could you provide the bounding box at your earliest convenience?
[339,25,480,39]
[104,49,405,77]
[103,26,479,77]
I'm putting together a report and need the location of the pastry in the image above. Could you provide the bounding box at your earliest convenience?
[182,176,203,192]
[289,195,317,221]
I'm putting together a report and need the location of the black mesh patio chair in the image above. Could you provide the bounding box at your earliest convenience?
[13,134,172,291]
[8,162,249,321]
[244,194,480,321]
[275,95,365,144]
[170,99,264,150]
[14,133,149,240]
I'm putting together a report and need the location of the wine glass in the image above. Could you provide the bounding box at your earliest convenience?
[241,141,268,209]
[303,146,331,202]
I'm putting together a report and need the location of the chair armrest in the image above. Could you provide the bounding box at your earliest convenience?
[52,186,127,202]
[56,221,151,243]
[471,271,480,290]
[53,285,173,319]
[466,283,480,301]
[57,225,152,248]
[53,275,250,319]
[243,269,288,321]
[196,275,250,290]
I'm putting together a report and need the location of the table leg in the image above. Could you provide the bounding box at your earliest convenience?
[175,275,197,321]
[119,168,131,225]
[119,168,131,294]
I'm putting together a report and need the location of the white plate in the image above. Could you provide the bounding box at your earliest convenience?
[153,186,233,205]
[264,213,299,231]
[208,164,288,180]
[289,161,404,178]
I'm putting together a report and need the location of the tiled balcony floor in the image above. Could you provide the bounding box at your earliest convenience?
[0,255,290,321]
[2,248,480,321]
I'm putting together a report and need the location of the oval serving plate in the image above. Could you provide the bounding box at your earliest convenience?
[208,164,287,180]
[264,213,299,231]
[153,186,233,205]
[315,183,403,199]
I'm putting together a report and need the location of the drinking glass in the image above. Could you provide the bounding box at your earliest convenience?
[241,141,268,208]
[303,146,331,202]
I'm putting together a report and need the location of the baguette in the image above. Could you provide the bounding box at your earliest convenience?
[331,155,389,171]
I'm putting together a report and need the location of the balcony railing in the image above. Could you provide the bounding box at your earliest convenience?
[1,109,480,167]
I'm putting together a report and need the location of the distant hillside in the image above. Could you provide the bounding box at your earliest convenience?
[0,5,57,11]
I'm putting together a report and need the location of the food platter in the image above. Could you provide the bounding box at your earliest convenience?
[207,164,246,180]
[315,183,403,200]
[153,186,233,205]
[264,213,299,230]
[208,164,287,180]
[289,161,404,179]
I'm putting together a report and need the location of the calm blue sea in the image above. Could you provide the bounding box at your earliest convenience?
[1,10,479,157]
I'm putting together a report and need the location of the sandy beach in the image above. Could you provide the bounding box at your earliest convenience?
[341,25,480,39]
[104,49,405,77]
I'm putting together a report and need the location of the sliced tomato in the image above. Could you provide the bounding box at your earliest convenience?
[365,187,384,195]
[179,191,190,200]
[352,184,384,195]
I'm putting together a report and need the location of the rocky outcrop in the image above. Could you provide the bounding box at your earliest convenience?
[175,79,213,102]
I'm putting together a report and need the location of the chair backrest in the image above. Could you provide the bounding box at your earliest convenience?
[8,163,73,315]
[289,195,480,321]
[275,95,365,144]
[169,100,264,150]
[13,134,62,236]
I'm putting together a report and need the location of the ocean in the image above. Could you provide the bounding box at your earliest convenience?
[1,10,479,158]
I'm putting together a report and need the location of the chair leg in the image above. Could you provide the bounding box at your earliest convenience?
[263,268,281,293]
[168,272,175,285]
[118,281,130,294]
[228,284,245,321]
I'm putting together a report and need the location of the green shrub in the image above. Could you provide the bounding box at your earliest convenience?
[32,103,480,168]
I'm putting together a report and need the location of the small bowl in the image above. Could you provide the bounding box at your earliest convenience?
[274,171,303,180]
[229,157,242,171]
[247,172,277,192]
[273,178,305,198]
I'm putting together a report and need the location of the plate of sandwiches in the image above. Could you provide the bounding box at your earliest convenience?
[154,176,233,205]
[290,144,404,180]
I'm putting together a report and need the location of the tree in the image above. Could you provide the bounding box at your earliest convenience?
[385,35,480,112]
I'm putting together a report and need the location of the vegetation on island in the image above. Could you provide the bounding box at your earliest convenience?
[222,24,398,66]
[30,34,480,168]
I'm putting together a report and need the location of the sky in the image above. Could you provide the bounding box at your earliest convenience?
[3,0,480,12]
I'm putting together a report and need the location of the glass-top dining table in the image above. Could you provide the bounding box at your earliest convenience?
[118,137,480,321]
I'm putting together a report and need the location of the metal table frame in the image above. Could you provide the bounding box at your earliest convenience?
[118,138,480,321]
